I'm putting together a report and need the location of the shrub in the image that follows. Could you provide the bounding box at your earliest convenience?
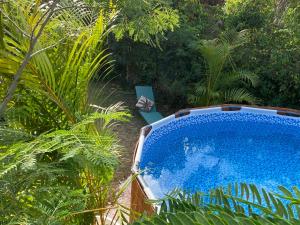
[223,0,273,30]
[227,1,300,108]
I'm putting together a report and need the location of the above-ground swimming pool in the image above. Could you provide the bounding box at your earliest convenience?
[132,105,300,208]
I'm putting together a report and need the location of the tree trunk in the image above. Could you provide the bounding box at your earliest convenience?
[274,0,289,25]
[0,1,58,117]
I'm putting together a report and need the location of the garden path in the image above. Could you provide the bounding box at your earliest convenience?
[89,81,146,211]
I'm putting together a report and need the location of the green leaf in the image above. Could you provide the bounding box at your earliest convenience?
[194,212,211,225]
[207,214,226,225]
[241,183,250,200]
[168,213,185,225]
[262,188,272,210]
[279,186,294,198]
[249,184,262,204]
[219,211,239,225]
[153,217,169,225]
[177,212,196,224]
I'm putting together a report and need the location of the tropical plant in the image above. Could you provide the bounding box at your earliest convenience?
[226,0,300,108]
[0,0,115,131]
[0,1,133,224]
[133,183,300,225]
[189,30,258,106]
[0,110,131,224]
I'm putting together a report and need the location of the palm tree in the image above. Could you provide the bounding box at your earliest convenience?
[189,30,258,106]
[0,0,115,132]
[133,183,300,225]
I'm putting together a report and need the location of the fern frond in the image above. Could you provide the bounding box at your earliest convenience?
[0,111,128,177]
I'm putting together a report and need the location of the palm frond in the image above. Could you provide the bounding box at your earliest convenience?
[0,0,118,132]
[134,184,300,225]
[0,2,128,224]
[217,70,259,88]
[199,40,231,80]
[188,85,208,105]
[220,29,250,48]
[4,186,88,225]
[192,30,257,107]
[223,88,256,104]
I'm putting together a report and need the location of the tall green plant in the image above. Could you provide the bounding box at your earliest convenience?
[0,1,132,224]
[0,0,115,132]
[189,30,258,106]
[0,111,130,224]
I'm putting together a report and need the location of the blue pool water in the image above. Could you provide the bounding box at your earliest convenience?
[139,112,300,199]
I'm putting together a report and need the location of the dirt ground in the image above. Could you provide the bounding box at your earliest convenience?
[89,82,147,209]
[89,81,179,224]
[89,81,177,221]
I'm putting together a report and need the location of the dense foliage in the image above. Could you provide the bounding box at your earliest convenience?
[0,0,132,224]
[189,30,258,106]
[225,0,300,108]
[111,0,212,108]
[0,112,129,224]
[111,0,300,110]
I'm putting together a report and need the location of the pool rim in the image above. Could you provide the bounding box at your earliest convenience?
[130,104,300,214]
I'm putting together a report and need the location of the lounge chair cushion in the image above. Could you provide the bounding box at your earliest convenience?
[136,96,154,112]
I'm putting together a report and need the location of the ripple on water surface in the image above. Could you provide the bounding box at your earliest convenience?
[139,112,300,199]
